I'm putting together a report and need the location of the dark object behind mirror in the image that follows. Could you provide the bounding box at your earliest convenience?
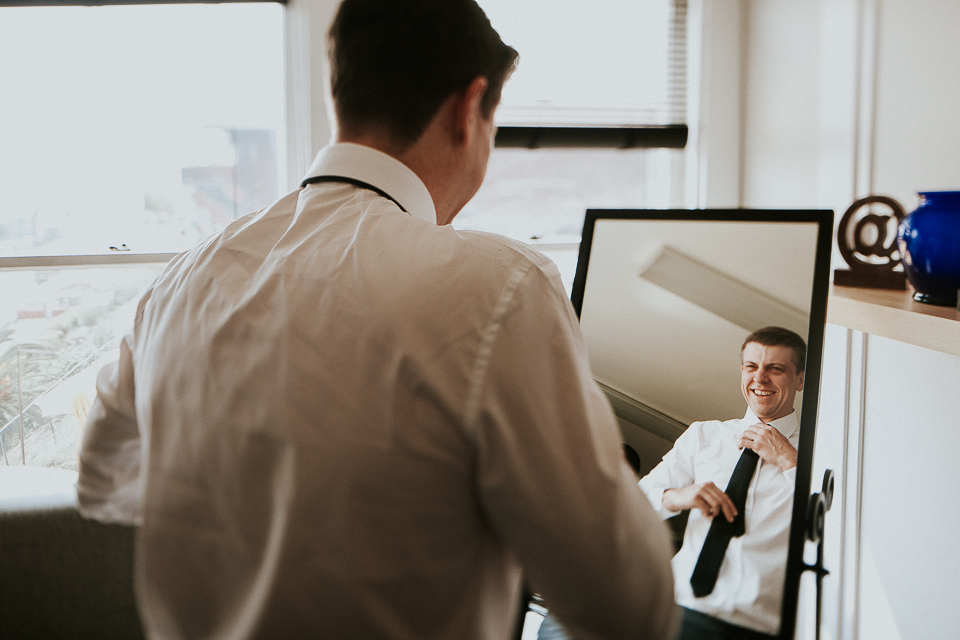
[525,209,832,640]
[802,469,835,640]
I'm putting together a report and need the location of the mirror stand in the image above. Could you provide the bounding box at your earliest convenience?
[802,470,835,640]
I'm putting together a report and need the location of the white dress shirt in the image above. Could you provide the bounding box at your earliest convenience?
[638,409,799,635]
[77,143,675,640]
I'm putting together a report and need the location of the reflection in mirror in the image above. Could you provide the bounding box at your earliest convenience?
[520,210,832,640]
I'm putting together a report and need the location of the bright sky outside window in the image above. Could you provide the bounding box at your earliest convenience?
[0,3,285,258]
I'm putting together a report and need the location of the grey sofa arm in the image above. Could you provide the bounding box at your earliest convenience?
[0,467,143,639]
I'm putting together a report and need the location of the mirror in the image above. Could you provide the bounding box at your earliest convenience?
[520,210,832,639]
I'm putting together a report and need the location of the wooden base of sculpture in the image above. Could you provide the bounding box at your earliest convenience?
[833,268,906,290]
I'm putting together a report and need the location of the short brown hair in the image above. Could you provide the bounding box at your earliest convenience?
[740,326,807,373]
[328,0,519,148]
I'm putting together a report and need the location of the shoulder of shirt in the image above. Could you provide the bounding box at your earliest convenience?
[683,416,744,437]
[687,417,739,429]
[454,228,557,272]
[291,180,549,270]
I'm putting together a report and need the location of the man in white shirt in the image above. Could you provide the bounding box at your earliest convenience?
[639,326,807,639]
[76,1,675,638]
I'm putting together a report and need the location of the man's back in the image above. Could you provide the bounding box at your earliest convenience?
[79,0,677,629]
[135,179,541,636]
[78,151,674,638]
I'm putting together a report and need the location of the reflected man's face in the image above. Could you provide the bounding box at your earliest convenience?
[740,342,805,423]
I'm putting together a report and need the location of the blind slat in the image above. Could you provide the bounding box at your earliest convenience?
[479,0,687,127]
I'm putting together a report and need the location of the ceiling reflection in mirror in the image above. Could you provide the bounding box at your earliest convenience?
[579,218,818,433]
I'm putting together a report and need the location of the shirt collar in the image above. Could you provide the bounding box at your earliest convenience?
[301,143,437,225]
[742,408,800,440]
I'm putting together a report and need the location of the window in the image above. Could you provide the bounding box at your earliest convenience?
[0,2,285,469]
[1,0,692,470]
[456,0,690,293]
[0,3,285,258]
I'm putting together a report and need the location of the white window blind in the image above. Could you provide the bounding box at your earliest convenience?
[478,0,687,127]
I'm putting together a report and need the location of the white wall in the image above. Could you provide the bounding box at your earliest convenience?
[811,329,960,640]
[859,337,960,639]
[741,1,822,209]
[735,1,960,639]
[738,0,863,217]
[872,0,960,208]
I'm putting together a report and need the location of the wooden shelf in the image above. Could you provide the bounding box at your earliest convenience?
[828,284,960,357]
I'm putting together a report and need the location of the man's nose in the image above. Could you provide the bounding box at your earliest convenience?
[754,368,770,382]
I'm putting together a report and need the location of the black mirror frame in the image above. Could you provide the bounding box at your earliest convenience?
[570,208,834,640]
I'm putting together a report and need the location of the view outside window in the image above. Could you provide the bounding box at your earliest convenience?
[455,147,683,292]
[0,3,284,469]
[0,3,285,258]
[0,266,165,468]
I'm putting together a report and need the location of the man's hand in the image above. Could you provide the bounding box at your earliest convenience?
[738,422,797,472]
[662,482,737,523]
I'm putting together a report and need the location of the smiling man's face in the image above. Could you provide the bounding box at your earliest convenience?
[740,342,805,423]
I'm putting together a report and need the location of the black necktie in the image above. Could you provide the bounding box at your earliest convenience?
[689,448,760,597]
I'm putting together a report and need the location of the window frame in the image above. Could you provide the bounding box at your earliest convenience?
[494,125,688,150]
[0,0,281,6]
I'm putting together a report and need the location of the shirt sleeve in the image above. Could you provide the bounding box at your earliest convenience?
[469,257,677,640]
[638,422,702,518]
[76,332,143,525]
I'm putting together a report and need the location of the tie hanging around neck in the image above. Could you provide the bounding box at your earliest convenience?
[301,175,407,213]
[689,447,761,598]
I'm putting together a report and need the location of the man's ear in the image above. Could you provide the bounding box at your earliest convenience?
[452,76,489,145]
[797,371,805,392]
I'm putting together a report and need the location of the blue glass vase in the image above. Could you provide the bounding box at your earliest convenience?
[897,191,960,306]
